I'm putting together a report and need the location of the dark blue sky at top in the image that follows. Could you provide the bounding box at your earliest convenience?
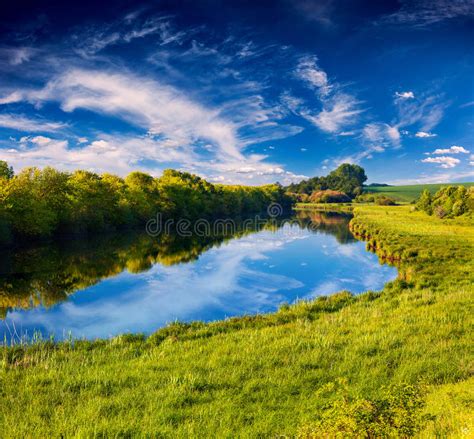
[0,0,473,185]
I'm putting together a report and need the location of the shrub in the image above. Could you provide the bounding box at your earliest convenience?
[298,380,429,437]
[376,195,397,206]
[416,189,433,215]
[416,185,473,218]
[309,190,351,203]
[354,193,374,203]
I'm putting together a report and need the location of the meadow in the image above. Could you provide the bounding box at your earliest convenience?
[0,205,472,437]
[366,182,474,203]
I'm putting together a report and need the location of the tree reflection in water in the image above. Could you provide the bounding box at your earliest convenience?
[0,212,353,317]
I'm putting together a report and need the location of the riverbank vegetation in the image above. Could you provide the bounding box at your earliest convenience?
[1,205,472,437]
[416,185,474,218]
[0,162,290,246]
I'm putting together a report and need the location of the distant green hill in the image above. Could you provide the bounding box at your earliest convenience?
[365,182,474,202]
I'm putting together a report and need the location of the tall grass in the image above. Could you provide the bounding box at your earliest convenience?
[0,206,472,437]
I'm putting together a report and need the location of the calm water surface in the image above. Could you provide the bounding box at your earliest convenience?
[0,211,397,341]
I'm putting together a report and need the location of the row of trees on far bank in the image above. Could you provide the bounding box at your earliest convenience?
[0,161,290,245]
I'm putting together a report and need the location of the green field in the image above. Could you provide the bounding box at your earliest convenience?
[1,206,473,437]
[365,182,474,203]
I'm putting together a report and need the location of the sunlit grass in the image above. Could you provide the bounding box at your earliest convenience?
[0,205,472,437]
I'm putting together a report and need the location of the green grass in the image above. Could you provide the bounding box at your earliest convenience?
[294,202,354,213]
[366,182,474,203]
[0,206,473,437]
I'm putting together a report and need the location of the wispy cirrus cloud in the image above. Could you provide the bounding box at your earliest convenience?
[395,93,448,132]
[71,13,190,57]
[288,55,364,134]
[0,47,35,66]
[362,122,400,148]
[0,114,67,133]
[0,64,305,183]
[295,55,331,95]
[304,93,363,133]
[17,68,244,161]
[377,0,474,27]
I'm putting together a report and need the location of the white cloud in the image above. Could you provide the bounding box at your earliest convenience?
[421,156,460,168]
[386,125,401,146]
[20,68,244,161]
[378,0,474,27]
[395,94,447,131]
[415,131,437,138]
[291,56,363,134]
[304,94,363,133]
[460,101,474,108]
[0,91,24,105]
[295,55,330,95]
[432,145,470,154]
[0,135,194,176]
[0,47,34,66]
[363,122,400,147]
[0,114,67,133]
[1,132,306,185]
[73,15,188,57]
[395,91,414,99]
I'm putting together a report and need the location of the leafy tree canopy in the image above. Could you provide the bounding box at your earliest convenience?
[286,163,367,198]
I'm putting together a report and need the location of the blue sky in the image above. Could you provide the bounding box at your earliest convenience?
[0,0,473,185]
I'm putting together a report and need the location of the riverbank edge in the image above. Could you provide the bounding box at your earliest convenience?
[2,204,472,358]
[1,205,473,437]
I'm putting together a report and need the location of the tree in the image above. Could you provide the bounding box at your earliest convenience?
[416,190,433,215]
[285,164,367,198]
[326,163,367,197]
[2,167,58,237]
[0,161,14,180]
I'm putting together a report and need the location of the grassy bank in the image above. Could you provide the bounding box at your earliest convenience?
[294,202,354,213]
[366,182,474,203]
[1,206,473,437]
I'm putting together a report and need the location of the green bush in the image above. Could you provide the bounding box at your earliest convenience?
[298,380,429,437]
[416,185,473,218]
[375,195,397,206]
[309,190,351,203]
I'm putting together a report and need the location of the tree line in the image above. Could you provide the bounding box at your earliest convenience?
[0,161,291,246]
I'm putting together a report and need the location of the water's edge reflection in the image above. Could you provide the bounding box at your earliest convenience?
[0,211,352,317]
[0,211,397,341]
